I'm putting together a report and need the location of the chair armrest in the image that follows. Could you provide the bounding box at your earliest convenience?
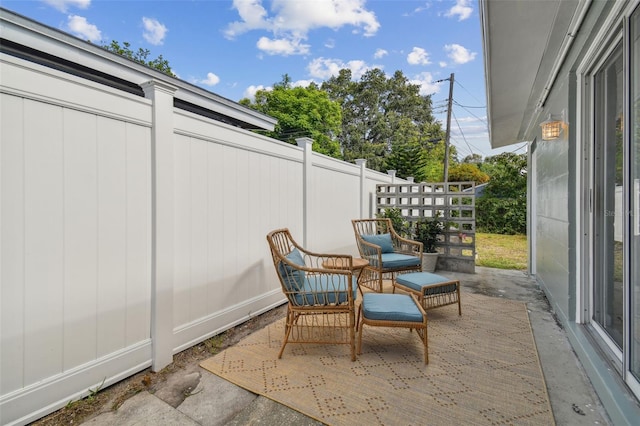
[388,226,421,254]
[390,233,423,256]
[393,236,424,256]
[354,236,383,266]
[296,249,358,275]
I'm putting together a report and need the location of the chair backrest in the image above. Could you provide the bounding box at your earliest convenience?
[266,228,304,284]
[266,228,298,263]
[352,218,394,238]
[266,228,355,307]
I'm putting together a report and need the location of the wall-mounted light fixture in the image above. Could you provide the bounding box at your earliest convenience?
[540,111,566,141]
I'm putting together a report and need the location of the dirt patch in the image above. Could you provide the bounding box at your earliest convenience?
[31,304,288,426]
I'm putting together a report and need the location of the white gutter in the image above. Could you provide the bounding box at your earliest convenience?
[479,0,493,143]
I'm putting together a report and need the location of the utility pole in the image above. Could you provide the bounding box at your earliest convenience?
[444,72,454,183]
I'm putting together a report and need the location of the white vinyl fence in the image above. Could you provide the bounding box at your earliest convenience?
[0,52,401,424]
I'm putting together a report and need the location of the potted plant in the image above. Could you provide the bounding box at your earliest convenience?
[414,213,444,272]
[376,207,409,237]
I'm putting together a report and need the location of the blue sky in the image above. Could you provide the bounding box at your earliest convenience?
[2,0,524,159]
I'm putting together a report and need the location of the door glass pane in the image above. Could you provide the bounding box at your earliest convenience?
[593,43,624,348]
[630,5,640,382]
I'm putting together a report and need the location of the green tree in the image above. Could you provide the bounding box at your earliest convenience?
[422,140,458,182]
[384,117,427,181]
[481,152,527,198]
[462,153,483,164]
[476,152,527,234]
[240,76,342,158]
[101,41,174,76]
[448,163,489,184]
[322,69,442,172]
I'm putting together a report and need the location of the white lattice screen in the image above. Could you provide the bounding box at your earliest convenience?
[376,182,476,273]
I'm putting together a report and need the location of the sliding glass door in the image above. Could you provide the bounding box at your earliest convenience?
[588,4,640,395]
[593,42,624,351]
[630,5,640,385]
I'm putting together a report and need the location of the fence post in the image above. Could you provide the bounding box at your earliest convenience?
[355,159,367,218]
[387,170,396,183]
[141,80,178,372]
[296,137,313,247]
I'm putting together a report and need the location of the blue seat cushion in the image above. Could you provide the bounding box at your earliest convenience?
[362,293,423,322]
[396,272,457,294]
[292,274,358,305]
[361,233,394,253]
[379,253,421,269]
[278,248,305,291]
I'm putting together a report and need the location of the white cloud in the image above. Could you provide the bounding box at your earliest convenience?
[444,43,476,64]
[198,72,221,87]
[142,17,167,45]
[43,0,90,13]
[445,0,473,21]
[439,61,448,68]
[257,36,310,55]
[374,48,388,59]
[226,0,380,56]
[450,116,489,144]
[243,84,272,100]
[407,47,430,65]
[225,0,270,38]
[66,15,101,42]
[292,79,316,88]
[409,72,442,96]
[307,57,374,80]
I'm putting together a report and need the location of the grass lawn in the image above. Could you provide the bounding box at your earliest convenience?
[475,232,527,270]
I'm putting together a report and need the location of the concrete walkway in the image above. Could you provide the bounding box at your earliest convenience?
[84,267,610,425]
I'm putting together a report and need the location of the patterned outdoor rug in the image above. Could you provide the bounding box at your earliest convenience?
[200,292,555,425]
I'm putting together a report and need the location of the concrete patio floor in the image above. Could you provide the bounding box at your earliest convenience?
[84,267,611,426]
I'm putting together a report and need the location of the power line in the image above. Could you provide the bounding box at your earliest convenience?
[449,138,472,157]
[454,80,486,106]
[453,100,485,109]
[452,110,486,157]
[453,100,488,125]
[510,143,528,153]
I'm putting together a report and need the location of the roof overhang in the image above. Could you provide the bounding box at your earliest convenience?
[480,0,583,148]
[0,8,277,131]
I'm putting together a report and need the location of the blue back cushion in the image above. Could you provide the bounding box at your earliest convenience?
[278,248,305,290]
[361,233,394,253]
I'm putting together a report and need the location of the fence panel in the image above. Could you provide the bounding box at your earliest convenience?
[1,57,153,425]
[308,153,361,254]
[171,110,304,352]
[0,52,405,425]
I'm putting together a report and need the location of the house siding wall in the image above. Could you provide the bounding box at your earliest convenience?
[527,1,640,423]
[535,136,571,319]
[529,0,614,323]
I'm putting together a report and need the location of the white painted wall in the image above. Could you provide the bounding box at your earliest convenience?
[0,53,399,425]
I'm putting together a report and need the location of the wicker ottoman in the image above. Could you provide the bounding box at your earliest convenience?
[357,293,428,364]
[394,272,462,315]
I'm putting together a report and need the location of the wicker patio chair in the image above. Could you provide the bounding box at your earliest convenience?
[266,228,358,361]
[352,218,422,293]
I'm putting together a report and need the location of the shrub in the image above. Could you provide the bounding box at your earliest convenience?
[476,197,526,235]
[376,207,410,237]
[414,214,444,253]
